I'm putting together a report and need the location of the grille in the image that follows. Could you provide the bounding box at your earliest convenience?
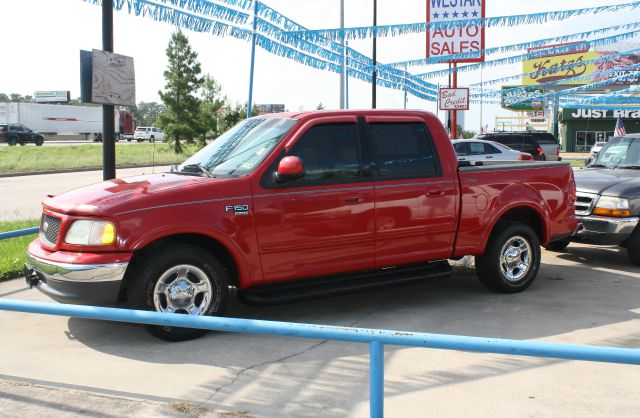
[40,214,62,246]
[575,192,599,216]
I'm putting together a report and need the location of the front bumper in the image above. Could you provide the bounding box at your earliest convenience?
[573,215,639,245]
[25,252,128,306]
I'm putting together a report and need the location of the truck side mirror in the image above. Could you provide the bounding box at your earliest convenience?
[275,156,305,183]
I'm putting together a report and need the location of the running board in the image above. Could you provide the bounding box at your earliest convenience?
[238,261,452,306]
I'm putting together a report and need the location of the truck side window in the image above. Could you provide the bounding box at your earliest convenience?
[287,123,361,182]
[368,122,440,178]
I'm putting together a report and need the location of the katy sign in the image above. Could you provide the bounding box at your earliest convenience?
[427,0,485,62]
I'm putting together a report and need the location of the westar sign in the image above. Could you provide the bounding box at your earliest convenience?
[427,0,485,63]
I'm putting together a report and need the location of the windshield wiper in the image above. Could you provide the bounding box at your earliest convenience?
[178,163,213,177]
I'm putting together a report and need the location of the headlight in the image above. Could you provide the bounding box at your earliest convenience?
[65,220,116,245]
[593,196,631,217]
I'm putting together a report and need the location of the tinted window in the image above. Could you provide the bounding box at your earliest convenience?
[9,125,22,131]
[533,133,558,145]
[468,142,486,155]
[288,123,361,182]
[0,125,7,132]
[484,143,501,154]
[368,123,439,178]
[453,142,468,155]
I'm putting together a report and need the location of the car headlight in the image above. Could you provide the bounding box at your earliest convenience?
[65,220,116,245]
[593,196,631,217]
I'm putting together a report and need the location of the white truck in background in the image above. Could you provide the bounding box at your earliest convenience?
[0,102,135,141]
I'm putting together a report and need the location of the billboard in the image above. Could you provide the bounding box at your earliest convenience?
[522,42,640,86]
[427,0,485,63]
[501,86,544,111]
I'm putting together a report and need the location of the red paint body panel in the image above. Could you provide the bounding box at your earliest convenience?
[28,110,578,295]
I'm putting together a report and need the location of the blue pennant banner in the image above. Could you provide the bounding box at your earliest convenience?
[287,1,640,42]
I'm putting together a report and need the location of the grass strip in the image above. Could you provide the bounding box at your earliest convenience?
[0,143,200,174]
[0,220,39,281]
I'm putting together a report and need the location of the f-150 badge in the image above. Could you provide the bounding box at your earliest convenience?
[226,204,249,215]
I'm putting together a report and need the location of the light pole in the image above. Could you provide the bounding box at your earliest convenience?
[102,0,115,181]
[372,0,377,109]
[340,0,345,109]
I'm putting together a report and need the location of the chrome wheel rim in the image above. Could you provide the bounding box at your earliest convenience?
[153,264,212,315]
[499,235,532,282]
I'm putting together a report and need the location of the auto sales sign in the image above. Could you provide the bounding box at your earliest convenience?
[427,0,485,62]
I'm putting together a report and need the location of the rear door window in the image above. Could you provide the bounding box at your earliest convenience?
[368,122,440,178]
[453,142,468,155]
[468,142,486,155]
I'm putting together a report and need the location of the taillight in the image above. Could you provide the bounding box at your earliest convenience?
[537,147,543,156]
[519,153,533,161]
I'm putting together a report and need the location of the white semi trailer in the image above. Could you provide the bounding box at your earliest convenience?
[0,102,135,141]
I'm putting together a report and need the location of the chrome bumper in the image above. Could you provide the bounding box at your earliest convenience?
[25,252,128,306]
[573,215,639,245]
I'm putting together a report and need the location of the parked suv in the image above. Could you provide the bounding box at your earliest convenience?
[474,132,546,161]
[0,124,45,146]
[133,127,164,142]
[527,131,561,161]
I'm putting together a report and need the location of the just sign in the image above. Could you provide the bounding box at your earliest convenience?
[427,0,485,63]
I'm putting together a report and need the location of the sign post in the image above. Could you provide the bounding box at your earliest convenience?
[427,0,485,139]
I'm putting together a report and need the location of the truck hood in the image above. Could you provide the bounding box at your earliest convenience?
[42,173,234,216]
[574,168,640,198]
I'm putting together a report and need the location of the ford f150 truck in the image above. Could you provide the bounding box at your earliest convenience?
[25,110,578,341]
[545,133,640,265]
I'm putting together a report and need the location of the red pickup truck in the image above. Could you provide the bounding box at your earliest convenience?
[25,110,578,340]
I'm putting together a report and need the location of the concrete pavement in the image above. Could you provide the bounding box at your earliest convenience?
[0,166,169,222]
[0,244,639,417]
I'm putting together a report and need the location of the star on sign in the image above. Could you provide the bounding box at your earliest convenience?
[443,11,449,18]
[433,12,440,18]
[472,10,479,17]
[452,11,459,18]
[462,10,469,18]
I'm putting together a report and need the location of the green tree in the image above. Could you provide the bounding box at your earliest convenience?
[316,102,326,110]
[157,30,205,153]
[133,101,166,127]
[197,74,226,145]
[220,103,260,132]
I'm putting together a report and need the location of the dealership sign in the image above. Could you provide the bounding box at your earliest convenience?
[427,0,485,63]
[523,42,640,86]
[34,91,70,103]
[501,86,545,111]
[439,88,470,110]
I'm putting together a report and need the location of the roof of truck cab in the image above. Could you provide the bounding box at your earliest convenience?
[256,109,436,120]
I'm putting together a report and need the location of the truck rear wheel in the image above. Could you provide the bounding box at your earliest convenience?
[475,222,540,293]
[127,244,229,341]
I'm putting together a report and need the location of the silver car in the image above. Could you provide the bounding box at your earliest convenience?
[453,139,533,162]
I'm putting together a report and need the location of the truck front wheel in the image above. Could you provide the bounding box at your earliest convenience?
[127,244,229,341]
[475,222,541,293]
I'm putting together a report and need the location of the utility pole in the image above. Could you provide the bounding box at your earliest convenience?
[340,0,345,109]
[372,0,377,109]
[102,0,115,181]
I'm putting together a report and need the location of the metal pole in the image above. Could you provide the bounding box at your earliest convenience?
[480,66,483,133]
[369,341,384,418]
[452,62,458,139]
[403,64,408,110]
[345,41,350,109]
[102,0,115,181]
[340,0,345,109]
[247,1,258,119]
[372,0,377,109]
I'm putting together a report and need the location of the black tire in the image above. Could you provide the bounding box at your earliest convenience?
[127,244,229,341]
[137,138,143,143]
[149,136,155,143]
[626,228,640,266]
[7,136,17,146]
[35,136,44,146]
[475,221,541,293]
[543,239,570,252]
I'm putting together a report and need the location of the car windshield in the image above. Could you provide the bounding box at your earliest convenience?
[178,117,298,176]
[590,137,640,169]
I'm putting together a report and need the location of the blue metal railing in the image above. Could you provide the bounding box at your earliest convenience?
[0,298,639,417]
[0,227,38,240]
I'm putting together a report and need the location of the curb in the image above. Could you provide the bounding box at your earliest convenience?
[0,164,170,178]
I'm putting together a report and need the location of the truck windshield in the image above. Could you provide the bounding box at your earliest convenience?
[178,118,298,176]
[590,137,640,169]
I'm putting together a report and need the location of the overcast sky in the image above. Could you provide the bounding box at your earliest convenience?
[1,0,637,131]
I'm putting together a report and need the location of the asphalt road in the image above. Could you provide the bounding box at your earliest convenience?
[0,166,170,222]
[0,245,639,417]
